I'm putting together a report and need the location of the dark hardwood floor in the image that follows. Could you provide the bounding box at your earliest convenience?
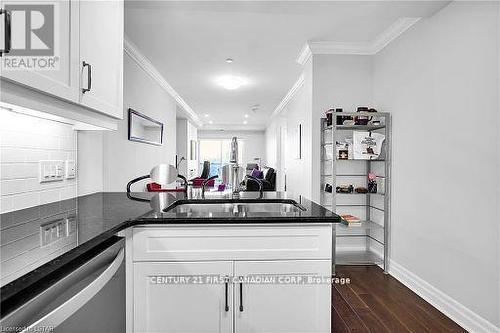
[332,266,466,332]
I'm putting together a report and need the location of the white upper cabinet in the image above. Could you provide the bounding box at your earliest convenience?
[79,0,123,119]
[0,0,124,120]
[0,0,80,102]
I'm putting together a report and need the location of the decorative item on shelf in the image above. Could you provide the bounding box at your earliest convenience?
[335,108,346,125]
[340,214,362,226]
[368,172,377,193]
[336,141,349,160]
[324,183,333,193]
[336,184,354,193]
[355,106,378,125]
[376,176,385,194]
[353,131,385,160]
[355,187,368,193]
[325,109,334,127]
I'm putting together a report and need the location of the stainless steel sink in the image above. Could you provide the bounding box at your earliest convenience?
[164,199,306,214]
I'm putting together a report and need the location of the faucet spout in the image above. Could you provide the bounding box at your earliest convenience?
[230,137,241,199]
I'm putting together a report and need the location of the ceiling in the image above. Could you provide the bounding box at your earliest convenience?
[124,1,448,130]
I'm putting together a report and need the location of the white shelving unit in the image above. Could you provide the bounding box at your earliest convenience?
[320,112,391,272]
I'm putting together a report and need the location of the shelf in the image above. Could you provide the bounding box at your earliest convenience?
[337,159,385,162]
[336,221,383,233]
[336,125,386,131]
[336,192,385,196]
[335,250,383,265]
[321,142,334,146]
[322,124,386,131]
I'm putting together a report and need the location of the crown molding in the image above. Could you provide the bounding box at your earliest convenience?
[371,17,421,53]
[271,74,305,119]
[297,17,421,65]
[123,36,202,127]
[200,124,266,131]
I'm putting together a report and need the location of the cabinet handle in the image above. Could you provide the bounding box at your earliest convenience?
[82,61,92,93]
[239,277,244,312]
[0,9,12,56]
[224,276,229,312]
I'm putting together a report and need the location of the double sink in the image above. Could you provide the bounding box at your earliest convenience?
[163,196,306,215]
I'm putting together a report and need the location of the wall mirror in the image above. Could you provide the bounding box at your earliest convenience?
[128,108,164,146]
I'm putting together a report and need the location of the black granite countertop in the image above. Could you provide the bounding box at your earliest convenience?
[0,191,339,317]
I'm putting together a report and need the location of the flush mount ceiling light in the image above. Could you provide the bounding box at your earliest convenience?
[243,120,248,125]
[208,120,213,124]
[204,114,209,118]
[225,58,234,63]
[244,114,249,118]
[215,75,247,90]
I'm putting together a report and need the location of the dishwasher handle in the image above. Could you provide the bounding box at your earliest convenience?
[23,248,124,332]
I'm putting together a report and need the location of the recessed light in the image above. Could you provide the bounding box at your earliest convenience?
[208,120,213,124]
[243,121,248,125]
[225,58,234,63]
[204,114,209,118]
[244,114,249,118]
[215,75,247,90]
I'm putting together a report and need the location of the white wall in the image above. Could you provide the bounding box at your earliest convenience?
[311,54,373,202]
[176,118,198,179]
[78,52,178,192]
[103,53,177,191]
[372,1,499,328]
[0,110,77,213]
[77,131,103,196]
[198,130,266,168]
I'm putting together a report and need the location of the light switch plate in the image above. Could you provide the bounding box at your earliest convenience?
[39,160,65,183]
[65,160,76,179]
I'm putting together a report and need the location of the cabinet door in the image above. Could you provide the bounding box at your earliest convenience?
[0,0,80,102]
[234,260,331,333]
[134,261,233,333]
[79,0,123,119]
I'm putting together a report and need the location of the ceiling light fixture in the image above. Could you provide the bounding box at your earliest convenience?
[215,75,247,90]
[243,121,248,125]
[244,114,249,118]
[204,114,209,118]
[208,120,213,124]
[225,58,234,63]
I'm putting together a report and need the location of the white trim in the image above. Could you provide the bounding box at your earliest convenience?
[389,260,500,333]
[297,17,421,64]
[123,36,202,127]
[371,17,421,54]
[271,74,305,118]
[200,124,266,131]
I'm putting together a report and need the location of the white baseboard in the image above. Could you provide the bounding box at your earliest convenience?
[388,260,500,333]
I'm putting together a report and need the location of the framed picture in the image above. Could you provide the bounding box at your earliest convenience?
[190,140,197,160]
[128,108,164,146]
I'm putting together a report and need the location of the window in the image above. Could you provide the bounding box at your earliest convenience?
[198,139,244,177]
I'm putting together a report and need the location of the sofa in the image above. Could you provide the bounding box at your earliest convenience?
[245,167,276,192]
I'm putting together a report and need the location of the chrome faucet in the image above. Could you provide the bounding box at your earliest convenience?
[230,137,241,199]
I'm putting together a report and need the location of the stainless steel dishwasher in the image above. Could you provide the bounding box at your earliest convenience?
[0,237,125,333]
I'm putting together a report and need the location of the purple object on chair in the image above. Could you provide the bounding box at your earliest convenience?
[250,168,264,179]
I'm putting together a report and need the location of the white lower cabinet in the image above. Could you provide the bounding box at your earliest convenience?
[130,225,332,333]
[234,260,331,333]
[134,261,233,333]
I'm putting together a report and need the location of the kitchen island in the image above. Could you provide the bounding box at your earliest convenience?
[0,191,340,332]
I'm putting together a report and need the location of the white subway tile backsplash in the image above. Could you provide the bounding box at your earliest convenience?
[39,189,60,204]
[12,192,40,211]
[0,148,26,163]
[0,110,78,213]
[1,163,38,180]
